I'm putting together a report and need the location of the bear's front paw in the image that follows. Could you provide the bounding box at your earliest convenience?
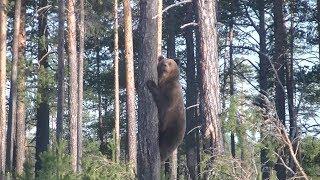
[146,80,156,90]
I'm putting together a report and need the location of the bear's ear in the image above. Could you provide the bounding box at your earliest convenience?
[158,55,165,62]
[173,58,181,65]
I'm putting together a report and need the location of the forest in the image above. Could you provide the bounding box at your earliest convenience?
[0,0,319,179]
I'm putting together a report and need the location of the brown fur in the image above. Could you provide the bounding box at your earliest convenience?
[146,56,186,162]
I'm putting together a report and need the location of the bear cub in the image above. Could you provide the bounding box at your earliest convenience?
[146,56,186,162]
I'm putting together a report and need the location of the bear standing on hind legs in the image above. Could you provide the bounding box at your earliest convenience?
[146,56,186,162]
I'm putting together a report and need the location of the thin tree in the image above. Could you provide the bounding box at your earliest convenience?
[257,0,271,179]
[137,0,161,178]
[113,0,120,163]
[184,2,200,179]
[77,0,85,172]
[15,0,26,174]
[273,0,287,179]
[6,0,22,171]
[96,45,106,154]
[56,0,65,143]
[0,0,8,173]
[123,0,137,171]
[66,0,78,173]
[196,0,224,177]
[228,0,235,159]
[287,1,298,174]
[157,0,162,56]
[318,0,320,59]
[165,0,177,178]
[35,0,50,174]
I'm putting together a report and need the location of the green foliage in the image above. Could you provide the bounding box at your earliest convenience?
[36,141,76,180]
[81,154,134,180]
[301,136,320,177]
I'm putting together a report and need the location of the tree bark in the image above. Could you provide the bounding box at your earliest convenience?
[123,0,137,171]
[137,0,161,178]
[273,0,287,179]
[56,0,65,143]
[15,0,26,174]
[0,0,8,173]
[96,46,106,155]
[66,0,78,173]
[6,0,22,172]
[196,0,223,178]
[229,25,235,159]
[318,0,320,59]
[288,1,298,174]
[35,0,50,175]
[77,0,84,172]
[257,0,271,179]
[157,0,163,56]
[184,3,200,179]
[164,0,177,178]
[113,0,120,163]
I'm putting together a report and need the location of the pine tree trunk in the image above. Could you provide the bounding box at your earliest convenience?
[96,47,106,154]
[56,0,65,143]
[123,0,137,171]
[258,0,271,179]
[113,0,120,163]
[6,0,22,172]
[164,0,177,178]
[196,0,223,178]
[273,0,287,179]
[157,0,162,56]
[77,0,84,172]
[35,0,50,174]
[15,0,26,174]
[137,0,161,178]
[318,0,320,59]
[288,1,298,174]
[184,3,200,179]
[0,0,8,173]
[229,25,235,159]
[66,0,78,173]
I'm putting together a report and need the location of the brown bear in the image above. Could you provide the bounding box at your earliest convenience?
[146,56,186,162]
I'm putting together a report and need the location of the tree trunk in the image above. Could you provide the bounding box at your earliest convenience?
[157,0,162,56]
[56,0,65,143]
[164,0,177,178]
[166,0,175,59]
[113,0,120,163]
[15,0,26,174]
[196,0,223,178]
[35,0,50,175]
[288,1,298,175]
[66,0,78,173]
[6,0,22,172]
[96,46,106,155]
[137,0,161,178]
[318,0,320,59]
[228,25,235,159]
[184,3,200,179]
[273,0,287,179]
[123,0,137,171]
[0,0,8,173]
[257,0,271,179]
[77,0,84,172]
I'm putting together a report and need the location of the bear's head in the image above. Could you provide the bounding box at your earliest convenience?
[157,56,180,85]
